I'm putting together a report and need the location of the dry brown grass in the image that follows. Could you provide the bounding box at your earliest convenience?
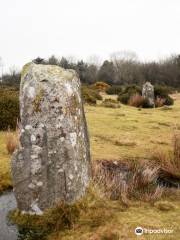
[153,131,180,179]
[5,127,19,155]
[128,94,144,107]
[92,160,163,206]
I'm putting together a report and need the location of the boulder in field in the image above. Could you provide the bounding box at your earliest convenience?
[11,62,91,214]
[142,82,155,107]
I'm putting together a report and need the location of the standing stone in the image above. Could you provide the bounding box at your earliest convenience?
[142,82,155,107]
[11,63,91,214]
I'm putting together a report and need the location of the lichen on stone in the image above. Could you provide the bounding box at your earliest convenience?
[11,62,91,214]
[32,89,44,112]
[21,62,32,79]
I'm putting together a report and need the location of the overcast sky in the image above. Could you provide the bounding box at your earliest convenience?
[1,0,180,71]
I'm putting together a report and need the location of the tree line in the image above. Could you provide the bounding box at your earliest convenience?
[1,52,180,88]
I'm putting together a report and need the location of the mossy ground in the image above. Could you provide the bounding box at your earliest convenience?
[1,93,180,239]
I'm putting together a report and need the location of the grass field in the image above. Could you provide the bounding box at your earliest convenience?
[48,199,180,240]
[87,93,180,161]
[1,94,180,239]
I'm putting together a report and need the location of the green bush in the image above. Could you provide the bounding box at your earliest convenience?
[106,85,122,95]
[154,85,170,98]
[118,84,174,107]
[164,95,174,106]
[117,93,129,104]
[81,86,102,105]
[101,99,121,108]
[154,85,174,106]
[91,82,110,92]
[0,88,19,130]
[118,85,141,104]
[154,85,174,97]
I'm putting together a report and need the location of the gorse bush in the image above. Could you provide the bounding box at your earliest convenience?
[117,84,174,107]
[81,86,102,105]
[154,85,174,106]
[154,85,173,98]
[91,82,111,92]
[106,85,122,95]
[164,95,174,106]
[118,85,141,104]
[0,88,19,130]
[101,99,121,108]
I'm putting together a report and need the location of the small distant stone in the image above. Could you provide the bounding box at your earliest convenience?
[142,82,155,107]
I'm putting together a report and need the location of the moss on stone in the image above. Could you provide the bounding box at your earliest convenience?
[32,89,44,113]
[8,197,81,239]
[69,95,79,115]
[21,62,32,79]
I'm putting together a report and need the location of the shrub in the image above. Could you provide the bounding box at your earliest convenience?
[118,85,141,105]
[118,85,174,107]
[81,86,102,105]
[164,95,174,106]
[106,85,122,95]
[117,93,129,104]
[101,99,121,108]
[154,85,173,98]
[154,85,174,106]
[155,97,166,108]
[128,94,144,107]
[6,128,19,154]
[0,88,19,130]
[123,85,141,95]
[91,82,110,92]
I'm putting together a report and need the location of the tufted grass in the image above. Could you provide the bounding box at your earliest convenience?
[48,198,180,240]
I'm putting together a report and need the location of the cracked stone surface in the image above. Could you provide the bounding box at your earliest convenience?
[11,63,91,214]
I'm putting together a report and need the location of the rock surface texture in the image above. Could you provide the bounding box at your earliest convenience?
[142,82,155,107]
[11,63,91,214]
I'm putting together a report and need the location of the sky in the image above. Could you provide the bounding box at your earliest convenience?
[0,0,180,72]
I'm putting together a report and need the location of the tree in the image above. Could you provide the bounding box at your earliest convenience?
[110,51,143,85]
[98,60,116,85]
[47,55,59,65]
[2,66,20,87]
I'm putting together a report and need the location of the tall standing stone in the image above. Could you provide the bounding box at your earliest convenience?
[11,63,91,214]
[142,82,155,107]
